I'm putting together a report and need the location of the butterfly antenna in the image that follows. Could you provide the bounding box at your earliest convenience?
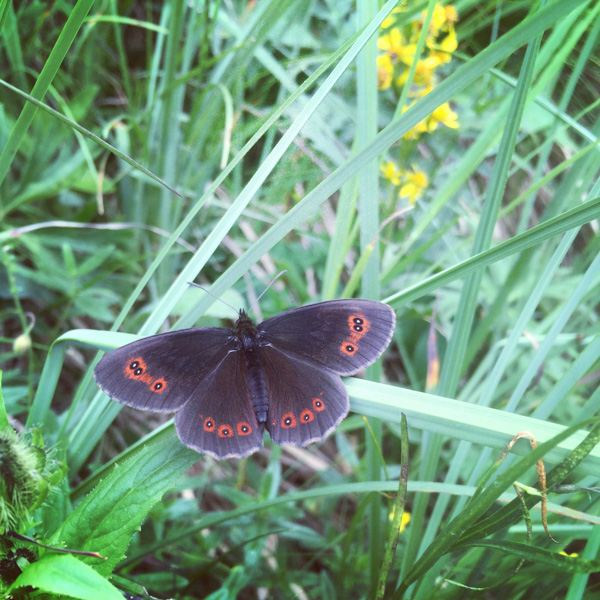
[247,270,287,314]
[186,282,238,314]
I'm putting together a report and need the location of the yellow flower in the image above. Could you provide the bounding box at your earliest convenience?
[396,67,409,87]
[429,26,457,66]
[399,166,428,204]
[427,102,459,131]
[440,26,458,52]
[388,509,411,532]
[377,54,394,90]
[401,104,429,141]
[381,5,406,29]
[401,101,459,140]
[378,27,416,65]
[429,3,448,37]
[427,3,458,36]
[415,57,438,86]
[403,124,427,140]
[417,3,458,38]
[380,161,402,185]
[397,57,438,89]
[378,27,402,54]
[400,511,411,532]
[444,5,459,26]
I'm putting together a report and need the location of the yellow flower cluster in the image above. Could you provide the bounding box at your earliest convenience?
[380,162,429,205]
[378,3,459,203]
[400,99,459,141]
[377,2,459,137]
[378,4,457,87]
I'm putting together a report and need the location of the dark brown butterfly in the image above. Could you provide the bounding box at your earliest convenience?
[94,299,395,460]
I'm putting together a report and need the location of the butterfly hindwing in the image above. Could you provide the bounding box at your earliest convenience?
[260,345,349,446]
[175,350,263,459]
[258,299,396,376]
[94,328,236,412]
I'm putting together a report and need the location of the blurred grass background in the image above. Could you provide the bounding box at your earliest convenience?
[1,0,600,598]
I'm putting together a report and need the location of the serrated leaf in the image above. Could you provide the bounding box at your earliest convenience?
[73,287,122,321]
[8,554,123,600]
[50,434,198,576]
[77,245,115,276]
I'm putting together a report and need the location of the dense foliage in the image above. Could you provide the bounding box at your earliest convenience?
[1,1,599,598]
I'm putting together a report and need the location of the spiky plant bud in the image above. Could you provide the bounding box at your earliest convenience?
[0,431,41,530]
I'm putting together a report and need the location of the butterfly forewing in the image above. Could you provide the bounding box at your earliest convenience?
[94,328,236,412]
[258,299,396,376]
[260,345,349,446]
[175,350,263,460]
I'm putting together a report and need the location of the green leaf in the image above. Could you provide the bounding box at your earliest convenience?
[0,371,10,430]
[50,434,198,576]
[460,540,600,574]
[204,566,247,600]
[8,554,123,600]
[77,245,116,276]
[61,242,77,278]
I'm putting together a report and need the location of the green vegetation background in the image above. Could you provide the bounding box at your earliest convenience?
[1,0,600,598]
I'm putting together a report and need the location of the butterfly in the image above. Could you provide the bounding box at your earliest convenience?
[94,299,396,460]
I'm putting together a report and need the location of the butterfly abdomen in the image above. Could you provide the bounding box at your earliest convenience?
[237,312,269,423]
[243,349,269,423]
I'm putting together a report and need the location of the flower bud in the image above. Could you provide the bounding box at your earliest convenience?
[12,333,31,355]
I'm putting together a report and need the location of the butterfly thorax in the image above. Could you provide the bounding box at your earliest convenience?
[236,310,258,351]
[236,310,268,424]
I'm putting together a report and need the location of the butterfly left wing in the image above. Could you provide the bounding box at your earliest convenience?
[94,328,236,412]
[95,327,263,460]
[174,350,264,460]
[258,299,395,376]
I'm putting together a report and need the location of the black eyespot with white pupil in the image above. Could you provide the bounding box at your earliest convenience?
[284,417,293,425]
[153,382,163,391]
[352,317,364,332]
[303,413,310,421]
[130,360,143,375]
[241,425,249,433]
[346,344,355,352]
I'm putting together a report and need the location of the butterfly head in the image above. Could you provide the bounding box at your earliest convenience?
[237,308,250,321]
[236,309,257,331]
